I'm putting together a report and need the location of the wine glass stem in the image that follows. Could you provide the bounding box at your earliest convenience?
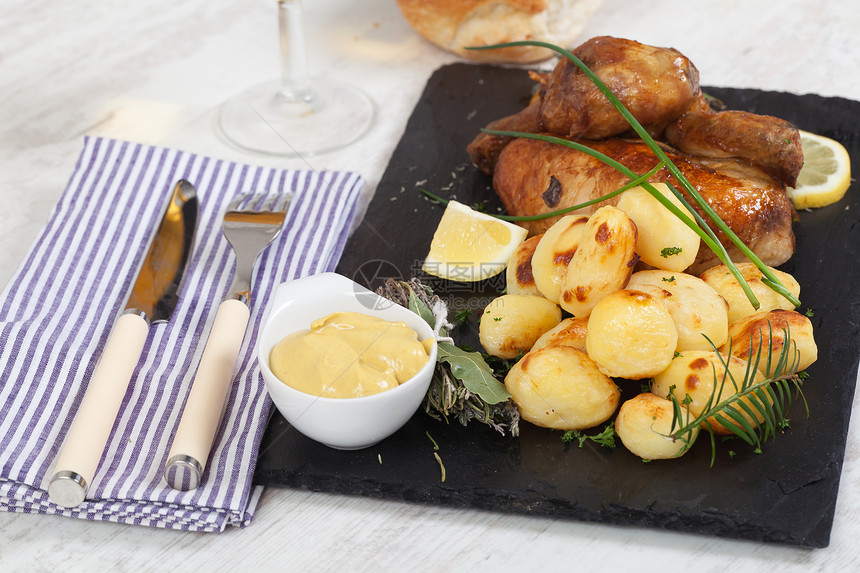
[278,0,311,102]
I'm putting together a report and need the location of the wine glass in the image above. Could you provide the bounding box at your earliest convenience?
[217,0,376,157]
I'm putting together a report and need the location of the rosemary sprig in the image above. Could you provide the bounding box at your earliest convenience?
[667,325,808,466]
[376,278,520,436]
[467,40,800,309]
[421,159,665,222]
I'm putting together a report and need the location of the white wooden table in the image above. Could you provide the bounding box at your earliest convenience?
[2,0,858,569]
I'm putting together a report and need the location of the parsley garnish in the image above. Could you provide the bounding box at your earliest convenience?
[455,308,472,326]
[561,423,616,449]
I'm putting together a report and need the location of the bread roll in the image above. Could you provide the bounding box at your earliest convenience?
[395,0,606,63]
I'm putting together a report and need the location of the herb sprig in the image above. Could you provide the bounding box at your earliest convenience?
[376,278,520,436]
[666,325,808,466]
[561,423,617,449]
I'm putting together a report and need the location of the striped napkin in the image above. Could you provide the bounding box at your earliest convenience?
[0,136,364,531]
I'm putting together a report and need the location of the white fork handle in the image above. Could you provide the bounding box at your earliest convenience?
[163,299,250,490]
[48,312,149,508]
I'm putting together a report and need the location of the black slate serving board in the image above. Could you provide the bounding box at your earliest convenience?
[254,63,860,548]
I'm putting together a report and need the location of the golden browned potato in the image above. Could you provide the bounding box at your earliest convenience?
[721,309,817,373]
[651,350,767,435]
[505,345,620,430]
[627,270,729,352]
[531,215,589,303]
[699,262,800,323]
[505,234,544,297]
[560,206,638,318]
[615,393,699,460]
[615,182,700,271]
[531,317,588,352]
[479,294,562,359]
[585,289,678,379]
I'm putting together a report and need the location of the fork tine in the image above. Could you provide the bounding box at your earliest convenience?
[227,192,252,211]
[260,194,279,212]
[271,192,293,214]
[226,192,291,213]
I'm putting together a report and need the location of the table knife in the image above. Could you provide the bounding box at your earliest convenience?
[48,179,198,508]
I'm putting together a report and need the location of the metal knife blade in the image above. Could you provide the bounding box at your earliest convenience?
[127,179,198,322]
[48,179,198,508]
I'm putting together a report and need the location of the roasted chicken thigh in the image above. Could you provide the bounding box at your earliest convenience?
[493,137,796,273]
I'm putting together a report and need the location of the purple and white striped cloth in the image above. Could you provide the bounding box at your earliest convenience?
[0,137,364,531]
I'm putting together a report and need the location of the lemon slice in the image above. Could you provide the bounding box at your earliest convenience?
[422,200,528,282]
[788,130,852,209]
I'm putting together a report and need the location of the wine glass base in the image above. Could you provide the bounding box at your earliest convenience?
[217,78,375,157]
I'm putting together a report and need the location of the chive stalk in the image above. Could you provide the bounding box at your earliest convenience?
[467,40,799,308]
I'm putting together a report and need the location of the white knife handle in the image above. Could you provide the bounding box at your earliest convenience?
[164,298,250,491]
[48,312,149,508]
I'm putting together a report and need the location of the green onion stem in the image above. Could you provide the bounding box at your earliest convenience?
[468,40,799,309]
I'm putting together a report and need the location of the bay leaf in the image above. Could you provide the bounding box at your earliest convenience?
[437,342,511,404]
[408,288,436,328]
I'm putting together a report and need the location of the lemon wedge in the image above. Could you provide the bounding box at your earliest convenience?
[423,200,528,282]
[788,130,852,209]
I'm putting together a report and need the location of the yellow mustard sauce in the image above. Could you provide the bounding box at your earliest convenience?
[269,311,433,398]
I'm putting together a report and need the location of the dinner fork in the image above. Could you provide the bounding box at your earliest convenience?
[163,192,291,490]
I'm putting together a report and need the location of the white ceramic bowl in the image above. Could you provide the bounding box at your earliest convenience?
[257,272,438,450]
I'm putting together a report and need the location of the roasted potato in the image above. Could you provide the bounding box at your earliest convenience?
[531,317,588,352]
[721,309,817,373]
[651,350,767,435]
[560,206,638,318]
[615,393,699,460]
[479,294,562,359]
[505,345,620,430]
[615,182,700,272]
[627,270,729,352]
[505,234,544,296]
[585,289,678,379]
[699,262,800,323]
[531,215,589,304]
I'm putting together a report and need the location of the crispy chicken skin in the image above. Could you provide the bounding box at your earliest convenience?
[664,109,803,187]
[493,137,796,273]
[540,36,702,140]
[468,36,701,175]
